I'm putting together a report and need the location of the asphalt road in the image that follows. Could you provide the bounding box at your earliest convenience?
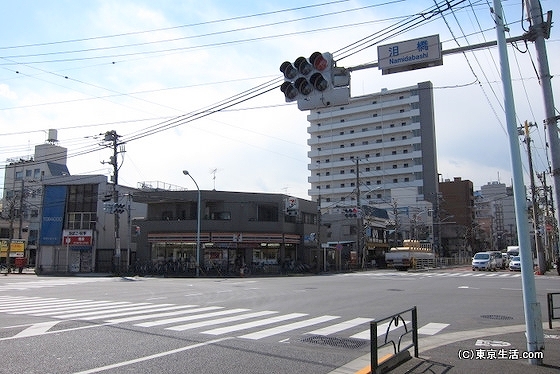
[0,267,558,374]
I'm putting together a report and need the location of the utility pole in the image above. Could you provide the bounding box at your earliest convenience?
[524,0,560,234]
[494,0,544,364]
[519,121,545,273]
[103,130,125,274]
[355,158,365,268]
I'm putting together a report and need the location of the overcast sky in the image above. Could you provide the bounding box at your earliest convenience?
[0,0,558,200]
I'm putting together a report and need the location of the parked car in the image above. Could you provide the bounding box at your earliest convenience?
[491,251,504,269]
[472,252,497,271]
[509,256,521,271]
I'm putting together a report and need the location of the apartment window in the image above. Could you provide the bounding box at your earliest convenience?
[340,144,345,148]
[403,149,409,154]
[376,166,381,170]
[340,131,344,135]
[377,180,382,185]
[376,139,382,143]
[390,123,395,128]
[340,157,344,161]
[365,154,370,158]
[362,128,368,132]
[376,153,381,157]
[350,143,355,147]
[399,95,404,99]
[393,165,397,169]
[390,137,395,141]
[404,163,409,167]
[400,109,405,113]
[402,136,407,140]
[377,193,382,199]
[325,159,330,163]
[376,125,382,130]
[15,171,23,180]
[372,101,377,104]
[340,170,345,174]
[326,185,330,189]
[34,169,41,179]
[25,170,32,177]
[340,119,345,122]
[362,141,368,145]
[393,178,398,183]
[325,172,330,176]
[404,177,410,182]
[340,183,345,188]
[392,151,397,155]
[365,167,370,172]
[372,113,377,117]
[402,122,407,126]
[318,147,321,151]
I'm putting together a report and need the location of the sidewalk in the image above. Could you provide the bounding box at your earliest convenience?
[330,323,560,374]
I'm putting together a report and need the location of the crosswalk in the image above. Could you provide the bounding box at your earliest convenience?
[0,277,114,291]
[343,270,523,279]
[0,295,450,342]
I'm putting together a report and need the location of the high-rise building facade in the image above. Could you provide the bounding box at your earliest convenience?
[306,81,439,254]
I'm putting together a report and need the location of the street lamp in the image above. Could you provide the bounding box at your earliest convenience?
[183,170,201,277]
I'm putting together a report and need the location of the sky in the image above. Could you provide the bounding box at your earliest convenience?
[0,0,559,201]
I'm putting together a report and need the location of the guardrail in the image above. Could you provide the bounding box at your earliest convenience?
[548,293,560,329]
[370,306,419,374]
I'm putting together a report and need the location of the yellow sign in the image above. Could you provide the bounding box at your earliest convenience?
[0,239,26,257]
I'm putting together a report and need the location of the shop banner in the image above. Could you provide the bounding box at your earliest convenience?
[40,185,67,245]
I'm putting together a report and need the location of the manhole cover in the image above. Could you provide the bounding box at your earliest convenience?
[300,335,367,349]
[480,314,514,320]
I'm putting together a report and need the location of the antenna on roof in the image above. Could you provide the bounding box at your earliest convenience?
[210,168,218,190]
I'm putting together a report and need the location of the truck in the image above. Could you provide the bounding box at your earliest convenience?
[385,240,435,271]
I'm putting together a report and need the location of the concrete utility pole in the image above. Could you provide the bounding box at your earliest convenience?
[103,130,125,274]
[493,0,544,364]
[520,121,545,273]
[524,0,560,240]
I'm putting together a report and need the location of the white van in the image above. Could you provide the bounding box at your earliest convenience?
[472,251,497,271]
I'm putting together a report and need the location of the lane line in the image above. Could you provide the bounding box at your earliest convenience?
[72,337,232,374]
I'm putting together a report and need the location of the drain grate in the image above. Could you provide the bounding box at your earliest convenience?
[300,335,367,349]
[481,314,514,320]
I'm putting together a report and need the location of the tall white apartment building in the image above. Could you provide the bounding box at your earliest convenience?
[307,81,439,212]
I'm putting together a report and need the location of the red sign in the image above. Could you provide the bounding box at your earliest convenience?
[63,235,92,246]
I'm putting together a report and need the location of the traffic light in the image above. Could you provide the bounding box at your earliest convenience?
[344,208,359,218]
[114,203,125,214]
[280,52,350,111]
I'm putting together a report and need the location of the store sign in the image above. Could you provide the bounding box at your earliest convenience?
[62,230,93,246]
[0,239,26,257]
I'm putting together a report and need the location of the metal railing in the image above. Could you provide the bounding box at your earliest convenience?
[548,293,560,329]
[370,306,418,374]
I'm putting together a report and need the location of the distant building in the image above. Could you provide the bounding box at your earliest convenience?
[475,181,518,251]
[1,130,145,273]
[439,177,475,257]
[131,190,322,274]
[306,82,438,257]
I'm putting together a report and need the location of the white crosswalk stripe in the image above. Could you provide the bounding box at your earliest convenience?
[0,278,114,291]
[342,271,521,279]
[0,296,449,342]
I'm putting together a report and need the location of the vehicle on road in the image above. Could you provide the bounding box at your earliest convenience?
[491,251,505,269]
[509,256,521,271]
[385,240,435,271]
[472,251,497,271]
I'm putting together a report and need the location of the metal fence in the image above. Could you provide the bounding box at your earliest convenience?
[370,306,419,374]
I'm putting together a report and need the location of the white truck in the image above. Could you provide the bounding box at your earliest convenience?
[385,240,436,271]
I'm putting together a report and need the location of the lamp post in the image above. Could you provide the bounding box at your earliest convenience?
[183,170,201,277]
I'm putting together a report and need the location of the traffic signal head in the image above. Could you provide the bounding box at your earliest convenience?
[279,51,350,110]
[279,52,332,102]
